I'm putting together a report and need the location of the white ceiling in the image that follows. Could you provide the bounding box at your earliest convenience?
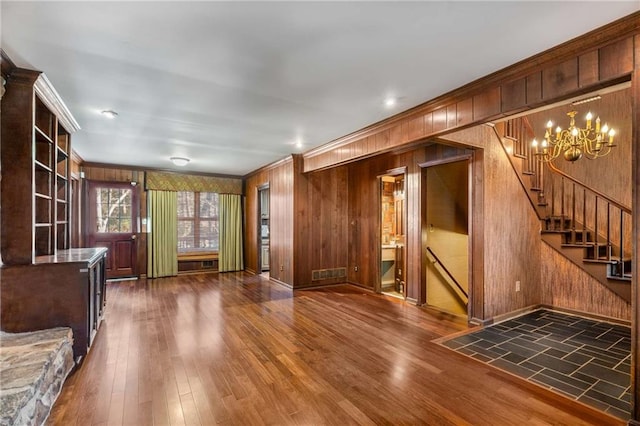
[2,2,638,176]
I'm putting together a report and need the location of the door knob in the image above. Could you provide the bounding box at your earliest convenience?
[131,235,137,240]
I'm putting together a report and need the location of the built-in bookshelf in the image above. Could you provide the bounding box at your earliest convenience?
[0,57,80,264]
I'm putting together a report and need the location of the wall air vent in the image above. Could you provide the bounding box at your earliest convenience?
[312,267,347,281]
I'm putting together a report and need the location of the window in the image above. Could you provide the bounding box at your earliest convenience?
[95,187,132,233]
[177,191,219,253]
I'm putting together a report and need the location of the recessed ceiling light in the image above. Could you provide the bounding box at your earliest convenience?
[101,109,118,119]
[170,157,190,166]
[295,138,303,149]
[384,97,397,108]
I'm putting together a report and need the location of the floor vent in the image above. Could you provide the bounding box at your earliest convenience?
[312,267,346,281]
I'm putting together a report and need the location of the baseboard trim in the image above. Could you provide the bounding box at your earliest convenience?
[269,277,293,289]
[540,304,631,327]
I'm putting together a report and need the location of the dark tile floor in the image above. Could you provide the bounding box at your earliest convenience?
[440,309,631,419]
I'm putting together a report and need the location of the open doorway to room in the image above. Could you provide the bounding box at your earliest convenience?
[379,170,406,299]
[422,159,470,316]
[258,184,270,278]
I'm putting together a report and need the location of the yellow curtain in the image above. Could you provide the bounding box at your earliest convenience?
[219,194,244,272]
[147,190,178,278]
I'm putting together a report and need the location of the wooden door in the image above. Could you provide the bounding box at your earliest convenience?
[87,181,138,278]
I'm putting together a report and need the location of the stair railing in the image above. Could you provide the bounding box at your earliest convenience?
[501,116,632,280]
[425,246,468,303]
[545,162,632,279]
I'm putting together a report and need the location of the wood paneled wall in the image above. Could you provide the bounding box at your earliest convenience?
[439,125,543,319]
[528,88,632,208]
[540,243,631,321]
[302,13,638,173]
[244,157,294,285]
[347,149,426,299]
[293,157,349,288]
[82,164,147,276]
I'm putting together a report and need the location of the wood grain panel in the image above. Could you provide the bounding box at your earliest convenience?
[244,157,295,285]
[446,104,457,129]
[527,88,632,209]
[599,37,634,81]
[440,125,542,320]
[293,164,349,287]
[456,98,473,127]
[433,108,447,133]
[423,113,434,135]
[526,72,543,105]
[502,78,527,112]
[540,243,630,321]
[407,116,424,141]
[301,14,638,173]
[579,50,600,88]
[631,32,640,423]
[543,58,579,99]
[472,87,500,122]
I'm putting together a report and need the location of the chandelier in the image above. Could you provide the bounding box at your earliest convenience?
[531,111,616,162]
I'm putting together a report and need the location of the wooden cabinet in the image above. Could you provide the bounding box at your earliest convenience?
[0,54,104,361]
[0,248,108,360]
[1,57,79,264]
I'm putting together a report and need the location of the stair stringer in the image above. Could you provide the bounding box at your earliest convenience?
[541,229,630,303]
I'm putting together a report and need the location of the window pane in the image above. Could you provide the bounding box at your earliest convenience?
[96,187,132,233]
[177,191,195,217]
[177,220,195,251]
[120,218,132,233]
[199,193,218,218]
[199,220,219,250]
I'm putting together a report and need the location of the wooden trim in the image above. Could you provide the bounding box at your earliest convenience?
[0,49,17,78]
[269,276,293,289]
[377,166,407,179]
[417,154,473,169]
[243,155,293,179]
[82,161,243,180]
[34,73,80,133]
[178,252,218,262]
[631,32,640,423]
[300,12,640,173]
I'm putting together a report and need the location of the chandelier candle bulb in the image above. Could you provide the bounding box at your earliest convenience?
[533,110,616,162]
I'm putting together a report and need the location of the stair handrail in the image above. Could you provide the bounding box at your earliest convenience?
[495,119,545,220]
[546,161,631,214]
[425,246,468,300]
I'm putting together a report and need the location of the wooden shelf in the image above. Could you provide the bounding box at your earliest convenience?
[34,160,52,173]
[35,192,52,200]
[35,125,54,144]
[57,146,68,160]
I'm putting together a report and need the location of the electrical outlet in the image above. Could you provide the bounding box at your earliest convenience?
[354,266,358,272]
[515,280,521,292]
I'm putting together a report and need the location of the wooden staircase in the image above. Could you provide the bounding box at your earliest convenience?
[496,118,632,303]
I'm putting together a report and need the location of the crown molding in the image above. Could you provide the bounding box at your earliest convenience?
[34,73,80,133]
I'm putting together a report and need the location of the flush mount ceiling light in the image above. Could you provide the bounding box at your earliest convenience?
[170,157,190,166]
[384,97,397,108]
[101,109,118,119]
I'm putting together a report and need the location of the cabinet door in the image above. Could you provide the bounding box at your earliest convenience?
[88,266,96,345]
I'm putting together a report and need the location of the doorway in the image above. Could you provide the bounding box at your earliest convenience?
[87,181,138,279]
[258,185,270,275]
[379,171,406,298]
[423,159,470,316]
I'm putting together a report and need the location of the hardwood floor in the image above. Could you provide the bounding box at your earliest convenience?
[48,273,624,425]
